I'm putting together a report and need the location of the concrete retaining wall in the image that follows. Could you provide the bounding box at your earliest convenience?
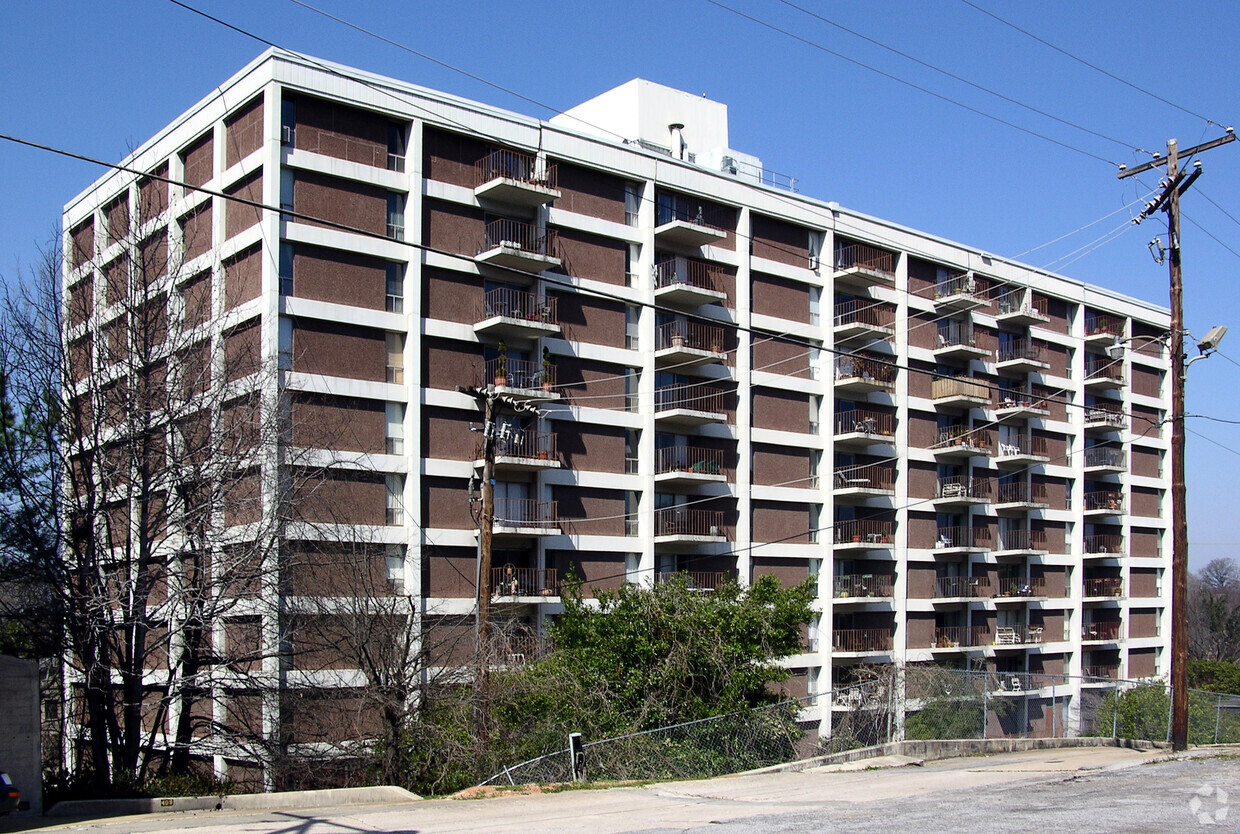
[0,656,42,817]
[46,785,420,818]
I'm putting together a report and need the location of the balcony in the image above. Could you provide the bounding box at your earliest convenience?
[933,425,993,459]
[473,287,560,339]
[931,376,990,409]
[834,519,894,551]
[655,320,729,367]
[994,386,1049,418]
[834,355,896,394]
[934,475,992,508]
[934,525,991,554]
[654,446,727,484]
[653,257,728,307]
[654,203,729,248]
[833,242,896,288]
[833,463,896,501]
[485,358,561,402]
[833,574,895,600]
[1084,313,1124,343]
[996,434,1049,467]
[1084,490,1125,516]
[834,298,895,342]
[988,624,1045,647]
[655,570,732,592]
[931,626,974,650]
[934,272,988,312]
[1083,621,1123,642]
[654,382,728,426]
[995,576,1047,599]
[654,508,727,544]
[833,408,896,448]
[1084,446,1127,473]
[994,528,1048,556]
[1084,577,1125,598]
[492,566,560,599]
[476,219,561,273]
[1084,403,1127,433]
[1084,355,1125,389]
[832,628,893,654]
[993,481,1049,511]
[934,322,988,361]
[995,339,1049,373]
[1083,534,1124,557]
[934,575,991,600]
[492,498,560,536]
[474,149,560,208]
[485,429,560,472]
[996,291,1049,326]
[1083,664,1121,681]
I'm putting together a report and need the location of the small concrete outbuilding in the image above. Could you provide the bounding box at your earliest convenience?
[0,656,41,817]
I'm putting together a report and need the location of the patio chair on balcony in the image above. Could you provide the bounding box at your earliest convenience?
[936,534,954,549]
[941,482,966,498]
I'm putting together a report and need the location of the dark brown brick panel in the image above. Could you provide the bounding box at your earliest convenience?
[553,421,624,473]
[554,227,626,284]
[291,393,385,454]
[295,170,387,237]
[292,243,386,310]
[181,130,214,189]
[423,267,482,325]
[552,291,625,347]
[751,272,810,323]
[554,160,626,224]
[293,318,386,382]
[753,388,809,433]
[555,487,625,537]
[422,126,491,188]
[224,95,264,168]
[751,214,810,267]
[224,170,263,240]
[752,501,814,544]
[752,444,811,487]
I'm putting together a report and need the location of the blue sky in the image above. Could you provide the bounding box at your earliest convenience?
[2,1,1238,568]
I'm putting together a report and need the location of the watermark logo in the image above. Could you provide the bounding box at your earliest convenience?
[1188,783,1229,826]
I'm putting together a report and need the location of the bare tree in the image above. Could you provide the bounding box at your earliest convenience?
[1190,558,1240,662]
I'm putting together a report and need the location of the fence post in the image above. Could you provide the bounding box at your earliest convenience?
[1215,694,1222,745]
[981,670,988,739]
[568,732,586,783]
[1112,680,1119,739]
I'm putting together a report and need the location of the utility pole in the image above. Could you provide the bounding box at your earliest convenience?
[1118,128,1234,751]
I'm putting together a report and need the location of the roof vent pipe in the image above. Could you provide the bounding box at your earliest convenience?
[668,123,685,160]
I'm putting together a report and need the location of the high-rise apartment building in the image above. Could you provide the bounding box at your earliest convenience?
[63,49,1171,784]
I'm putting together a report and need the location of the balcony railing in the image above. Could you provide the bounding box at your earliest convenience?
[655,445,725,477]
[936,475,991,501]
[998,292,1049,318]
[1085,491,1125,513]
[1084,403,1127,429]
[995,481,1048,505]
[997,338,1047,365]
[834,519,894,545]
[833,574,895,598]
[1084,534,1124,554]
[654,256,727,294]
[936,320,978,349]
[833,242,895,277]
[834,298,895,331]
[834,355,896,387]
[655,570,731,591]
[995,528,1047,552]
[488,632,552,665]
[935,526,991,550]
[654,508,726,538]
[1084,446,1126,469]
[995,385,1044,411]
[997,433,1047,459]
[482,218,557,257]
[492,428,557,461]
[932,626,972,649]
[1083,664,1121,680]
[932,376,990,403]
[655,200,731,232]
[479,287,557,324]
[991,624,1044,645]
[655,320,727,354]
[475,148,557,189]
[1085,313,1124,338]
[996,576,1047,597]
[834,463,896,491]
[834,408,896,438]
[493,498,559,530]
[832,628,893,653]
[492,566,559,597]
[486,357,555,391]
[1085,355,1125,382]
[654,382,727,415]
[936,425,993,453]
[1083,621,1123,641]
[1085,577,1124,597]
[935,575,991,598]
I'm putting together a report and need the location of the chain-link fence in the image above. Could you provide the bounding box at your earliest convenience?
[480,670,1240,787]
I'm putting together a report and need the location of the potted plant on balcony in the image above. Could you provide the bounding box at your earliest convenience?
[494,341,508,387]
[541,346,553,392]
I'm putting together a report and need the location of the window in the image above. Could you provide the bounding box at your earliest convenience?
[278,317,293,371]
[625,304,639,349]
[281,98,296,145]
[386,332,405,384]
[625,182,642,226]
[385,262,404,313]
[279,243,293,297]
[386,545,405,593]
[625,368,639,413]
[625,553,640,582]
[280,169,295,216]
[387,123,406,172]
[624,491,639,536]
[385,474,405,525]
[625,430,640,474]
[385,402,405,455]
[386,193,405,240]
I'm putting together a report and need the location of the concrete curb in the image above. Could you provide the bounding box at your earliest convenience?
[742,736,1169,776]
[46,785,421,818]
